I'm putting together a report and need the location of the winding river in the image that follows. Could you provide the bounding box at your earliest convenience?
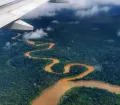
[23,40,120,105]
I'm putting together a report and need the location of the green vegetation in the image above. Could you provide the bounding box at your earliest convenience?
[0,33,61,105]
[52,60,67,73]
[9,56,60,105]
[58,87,120,105]
[63,65,88,79]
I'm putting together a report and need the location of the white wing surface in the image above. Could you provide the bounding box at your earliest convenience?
[0,0,48,29]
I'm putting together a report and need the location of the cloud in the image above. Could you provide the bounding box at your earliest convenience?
[75,6,110,17]
[22,0,120,19]
[68,0,120,9]
[3,42,17,50]
[117,30,120,37]
[68,21,79,24]
[51,20,60,24]
[23,8,56,19]
[94,64,103,71]
[2,0,119,19]
[46,27,54,31]
[105,39,115,43]
[23,2,68,19]
[23,29,48,40]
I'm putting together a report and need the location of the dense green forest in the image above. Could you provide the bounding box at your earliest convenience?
[58,87,120,105]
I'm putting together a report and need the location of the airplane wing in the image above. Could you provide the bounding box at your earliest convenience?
[0,0,68,30]
[0,0,49,30]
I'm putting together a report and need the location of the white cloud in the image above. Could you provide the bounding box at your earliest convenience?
[4,42,11,50]
[3,42,17,50]
[105,39,115,43]
[51,20,60,24]
[23,8,56,19]
[23,29,48,40]
[68,21,79,24]
[68,0,120,9]
[75,6,110,17]
[22,0,120,19]
[94,64,103,71]
[46,27,54,31]
[2,0,119,19]
[117,30,120,37]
